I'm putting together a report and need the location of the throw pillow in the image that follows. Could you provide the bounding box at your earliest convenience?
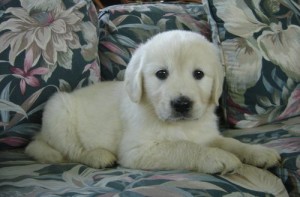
[205,0,300,128]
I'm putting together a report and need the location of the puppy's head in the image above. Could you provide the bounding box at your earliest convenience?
[125,30,224,121]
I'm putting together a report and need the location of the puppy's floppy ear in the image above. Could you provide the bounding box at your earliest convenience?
[125,46,144,103]
[212,54,225,106]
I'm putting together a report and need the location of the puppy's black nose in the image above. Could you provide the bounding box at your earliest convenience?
[171,96,193,114]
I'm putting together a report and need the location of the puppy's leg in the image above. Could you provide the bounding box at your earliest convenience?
[76,148,116,168]
[26,92,117,168]
[26,137,116,168]
[25,135,65,163]
[209,136,280,168]
[119,140,242,174]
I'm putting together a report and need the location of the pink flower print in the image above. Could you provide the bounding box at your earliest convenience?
[265,138,300,154]
[278,85,300,120]
[10,50,49,95]
[83,60,100,82]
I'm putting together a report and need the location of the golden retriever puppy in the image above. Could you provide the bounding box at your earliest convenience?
[25,30,280,174]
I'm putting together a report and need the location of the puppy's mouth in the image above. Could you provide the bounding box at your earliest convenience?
[164,113,198,122]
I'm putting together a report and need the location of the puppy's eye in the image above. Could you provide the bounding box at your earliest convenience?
[156,69,169,80]
[193,69,204,80]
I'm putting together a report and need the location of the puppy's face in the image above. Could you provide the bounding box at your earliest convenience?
[125,30,224,122]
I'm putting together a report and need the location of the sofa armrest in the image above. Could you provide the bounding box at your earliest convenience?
[0,0,100,149]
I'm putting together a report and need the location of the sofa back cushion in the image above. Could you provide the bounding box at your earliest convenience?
[98,3,211,81]
[205,0,300,128]
[0,0,100,149]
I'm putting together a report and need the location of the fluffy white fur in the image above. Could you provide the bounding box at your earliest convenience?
[25,30,280,174]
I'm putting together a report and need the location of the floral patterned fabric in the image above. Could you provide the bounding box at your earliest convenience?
[0,2,298,197]
[0,149,288,197]
[0,0,100,149]
[98,3,211,81]
[204,0,300,128]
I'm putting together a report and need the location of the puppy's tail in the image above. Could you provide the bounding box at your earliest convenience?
[25,136,65,163]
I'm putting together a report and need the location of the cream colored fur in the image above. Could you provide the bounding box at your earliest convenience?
[25,30,280,174]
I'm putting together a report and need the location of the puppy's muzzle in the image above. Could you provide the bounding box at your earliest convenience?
[171,96,193,116]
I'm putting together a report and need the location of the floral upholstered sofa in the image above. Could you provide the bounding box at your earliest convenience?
[0,0,299,196]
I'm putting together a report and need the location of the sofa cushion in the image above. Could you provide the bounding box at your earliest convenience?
[0,0,100,149]
[98,3,211,81]
[204,0,300,128]
[0,150,288,196]
[223,116,300,197]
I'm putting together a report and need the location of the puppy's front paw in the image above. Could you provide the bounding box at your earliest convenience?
[198,148,242,175]
[240,145,280,168]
